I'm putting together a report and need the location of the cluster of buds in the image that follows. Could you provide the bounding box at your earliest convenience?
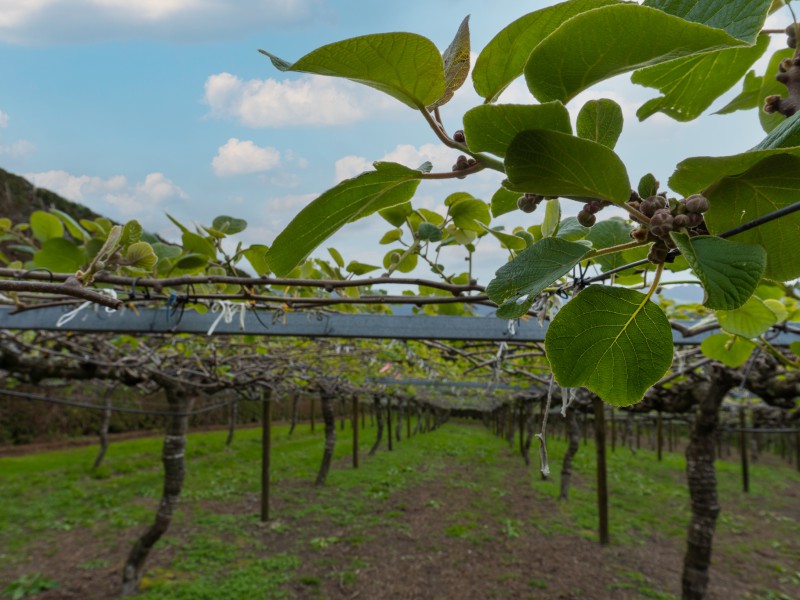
[627,191,710,264]
[451,154,477,178]
[516,193,545,213]
[577,199,612,227]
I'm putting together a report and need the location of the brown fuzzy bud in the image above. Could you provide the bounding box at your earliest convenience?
[631,227,649,243]
[672,214,689,229]
[649,208,674,238]
[647,242,669,265]
[684,194,709,214]
[577,209,596,228]
[453,130,466,144]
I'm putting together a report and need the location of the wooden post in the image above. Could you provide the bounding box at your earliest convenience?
[740,409,749,493]
[386,401,393,451]
[593,398,610,546]
[261,389,272,522]
[657,412,664,462]
[352,397,359,469]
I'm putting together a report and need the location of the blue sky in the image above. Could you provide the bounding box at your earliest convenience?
[0,1,791,284]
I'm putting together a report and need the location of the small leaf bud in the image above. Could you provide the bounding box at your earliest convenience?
[453,130,466,144]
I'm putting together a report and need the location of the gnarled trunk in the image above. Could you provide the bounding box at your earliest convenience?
[93,384,115,469]
[369,396,384,456]
[559,405,580,501]
[122,385,191,595]
[315,390,336,486]
[225,400,238,447]
[288,394,299,435]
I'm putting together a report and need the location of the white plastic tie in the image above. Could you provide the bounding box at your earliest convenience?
[207,300,237,336]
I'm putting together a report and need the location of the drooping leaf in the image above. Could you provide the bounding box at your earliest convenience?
[555,217,591,242]
[586,218,635,271]
[545,285,673,406]
[174,253,209,271]
[717,296,777,338]
[700,333,756,367]
[379,229,403,244]
[669,232,766,310]
[243,244,270,276]
[715,70,762,115]
[525,4,746,104]
[30,211,64,243]
[576,99,623,148]
[327,247,344,269]
[33,238,85,273]
[541,199,561,237]
[504,130,630,204]
[429,15,470,109]
[182,231,216,260]
[346,261,380,275]
[643,0,772,43]
[472,0,621,102]
[268,163,422,276]
[259,33,446,110]
[379,202,413,227]
[632,35,768,122]
[703,154,800,281]
[212,215,248,235]
[491,187,521,218]
[51,209,89,242]
[757,48,794,133]
[463,102,571,157]
[480,224,527,251]
[486,237,590,318]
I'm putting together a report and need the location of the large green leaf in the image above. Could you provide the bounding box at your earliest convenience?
[669,232,766,310]
[715,70,762,115]
[643,0,772,43]
[267,162,422,276]
[30,211,64,243]
[525,4,746,104]
[576,98,623,148]
[33,238,85,273]
[429,15,470,109]
[632,35,768,122]
[504,130,630,204]
[703,154,800,281]
[717,296,777,338]
[545,285,673,406]
[259,33,445,109]
[463,102,571,158]
[490,187,520,218]
[182,232,216,260]
[450,199,490,232]
[243,244,270,276]
[700,333,756,367]
[752,108,800,150]
[486,237,589,318]
[472,0,620,102]
[480,224,527,251]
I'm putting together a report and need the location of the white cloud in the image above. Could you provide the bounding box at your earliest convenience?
[212,138,281,176]
[267,193,316,212]
[24,170,187,222]
[334,143,463,183]
[204,72,370,128]
[0,139,35,158]
[0,0,319,44]
[0,110,8,128]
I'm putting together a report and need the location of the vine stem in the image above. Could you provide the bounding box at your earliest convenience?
[644,263,664,304]
[584,239,646,260]
[383,239,421,277]
[418,108,506,174]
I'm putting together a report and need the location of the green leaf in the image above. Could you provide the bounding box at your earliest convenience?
[545,285,673,406]
[586,218,635,271]
[33,238,85,273]
[632,35,768,122]
[30,211,64,242]
[703,154,800,281]
[346,261,380,275]
[243,244,270,276]
[576,99,623,149]
[758,48,795,133]
[152,242,182,260]
[450,199,490,232]
[504,130,630,204]
[259,33,445,110]
[379,202,413,227]
[429,15,470,109]
[125,241,157,270]
[379,229,403,244]
[669,232,766,310]
[638,173,659,199]
[51,209,89,242]
[418,222,443,242]
[267,163,422,276]
[328,247,344,269]
[120,220,143,247]
[472,0,620,102]
[700,333,756,367]
[462,102,571,158]
[486,237,590,318]
[417,208,444,225]
[554,217,591,242]
[480,224,527,251]
[212,215,248,235]
[717,296,777,338]
[166,213,191,235]
[643,0,772,43]
[715,70,762,115]
[383,249,418,273]
[182,231,216,260]
[764,298,789,322]
[525,4,745,104]
[541,199,560,238]
[175,253,210,271]
[752,108,800,150]
[790,341,800,357]
[490,187,517,218]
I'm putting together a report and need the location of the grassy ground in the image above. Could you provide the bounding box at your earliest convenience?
[1,419,799,599]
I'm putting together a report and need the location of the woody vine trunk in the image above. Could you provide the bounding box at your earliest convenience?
[315,389,336,486]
